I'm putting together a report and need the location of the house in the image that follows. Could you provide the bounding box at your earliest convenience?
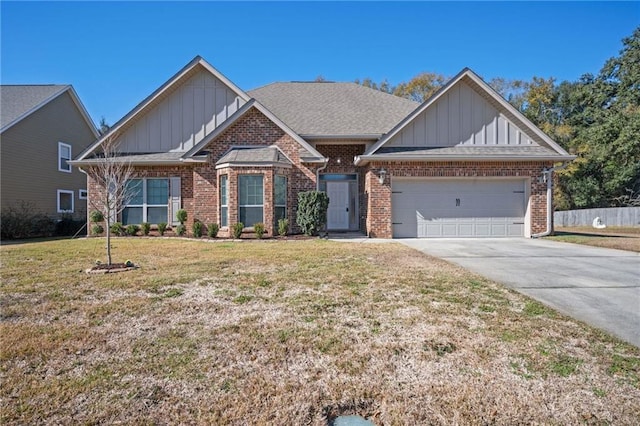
[1,85,99,220]
[72,56,574,238]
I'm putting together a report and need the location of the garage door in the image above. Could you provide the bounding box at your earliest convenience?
[392,179,526,238]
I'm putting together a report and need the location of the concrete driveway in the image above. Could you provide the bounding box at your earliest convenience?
[398,238,640,347]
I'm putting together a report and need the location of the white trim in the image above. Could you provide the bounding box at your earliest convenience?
[58,142,72,173]
[123,178,171,224]
[354,153,576,165]
[238,174,264,225]
[79,189,88,200]
[57,189,74,213]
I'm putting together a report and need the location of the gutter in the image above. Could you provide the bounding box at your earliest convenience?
[531,162,571,238]
[355,154,576,166]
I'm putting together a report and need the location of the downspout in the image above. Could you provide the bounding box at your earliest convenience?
[316,158,329,190]
[531,162,570,238]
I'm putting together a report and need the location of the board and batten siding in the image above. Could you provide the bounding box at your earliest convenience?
[117,68,246,153]
[387,80,537,148]
[0,91,96,219]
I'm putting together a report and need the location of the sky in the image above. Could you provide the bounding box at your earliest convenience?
[2,1,638,127]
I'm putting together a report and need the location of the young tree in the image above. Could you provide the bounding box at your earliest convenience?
[86,135,135,265]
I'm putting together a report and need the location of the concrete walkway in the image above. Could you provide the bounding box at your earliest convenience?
[399,238,640,347]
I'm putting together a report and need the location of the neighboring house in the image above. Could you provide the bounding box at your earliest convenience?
[1,85,99,220]
[72,56,574,238]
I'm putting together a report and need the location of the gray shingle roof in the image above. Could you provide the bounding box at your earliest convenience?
[216,146,292,166]
[248,82,419,137]
[1,85,69,130]
[72,152,186,165]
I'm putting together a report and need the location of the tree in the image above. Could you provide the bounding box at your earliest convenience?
[98,117,110,135]
[86,135,135,265]
[393,72,447,102]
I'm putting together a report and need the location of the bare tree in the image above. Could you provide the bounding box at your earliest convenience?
[87,135,135,265]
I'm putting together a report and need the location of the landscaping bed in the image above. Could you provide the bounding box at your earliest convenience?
[1,239,639,424]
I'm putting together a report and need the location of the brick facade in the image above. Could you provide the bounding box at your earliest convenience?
[86,110,553,239]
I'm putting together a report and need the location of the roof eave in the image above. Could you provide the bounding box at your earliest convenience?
[354,154,577,166]
[215,161,293,170]
[300,134,382,140]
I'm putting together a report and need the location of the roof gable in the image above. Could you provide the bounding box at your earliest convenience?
[364,68,572,159]
[1,85,98,138]
[249,82,418,138]
[183,99,325,163]
[77,56,250,160]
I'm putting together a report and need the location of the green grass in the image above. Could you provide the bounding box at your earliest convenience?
[1,238,639,424]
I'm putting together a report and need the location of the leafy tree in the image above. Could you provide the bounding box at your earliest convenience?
[393,72,447,102]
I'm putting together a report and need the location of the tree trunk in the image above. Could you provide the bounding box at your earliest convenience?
[106,215,112,266]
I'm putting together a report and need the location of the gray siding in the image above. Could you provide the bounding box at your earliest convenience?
[1,91,96,219]
[118,69,246,153]
[387,80,537,148]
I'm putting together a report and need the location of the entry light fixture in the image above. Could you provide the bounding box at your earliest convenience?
[377,168,387,184]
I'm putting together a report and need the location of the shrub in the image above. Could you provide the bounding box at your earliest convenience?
[208,223,219,238]
[110,222,125,236]
[141,222,151,236]
[192,221,204,238]
[254,222,265,239]
[296,191,330,236]
[89,210,104,223]
[54,215,86,237]
[157,222,168,236]
[231,222,244,239]
[277,218,289,236]
[92,224,104,236]
[125,224,140,236]
[0,202,54,239]
[176,209,187,225]
[176,224,186,236]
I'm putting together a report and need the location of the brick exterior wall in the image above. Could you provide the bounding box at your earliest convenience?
[364,160,552,238]
[315,144,367,231]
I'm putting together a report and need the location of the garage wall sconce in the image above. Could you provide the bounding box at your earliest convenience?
[377,168,387,184]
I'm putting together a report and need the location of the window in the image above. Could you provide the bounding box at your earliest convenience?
[57,190,74,213]
[275,175,287,222]
[58,142,72,173]
[239,175,263,227]
[220,175,228,227]
[122,178,169,225]
[79,189,88,200]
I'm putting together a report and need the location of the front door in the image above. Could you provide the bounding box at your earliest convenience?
[326,181,349,229]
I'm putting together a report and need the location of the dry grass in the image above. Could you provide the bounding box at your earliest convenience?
[1,238,639,425]
[550,226,640,252]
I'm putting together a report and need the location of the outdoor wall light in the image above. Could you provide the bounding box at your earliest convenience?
[377,168,387,184]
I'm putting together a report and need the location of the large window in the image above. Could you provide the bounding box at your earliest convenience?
[57,190,74,213]
[220,175,228,227]
[58,142,72,173]
[123,178,169,225]
[275,175,287,222]
[239,175,263,227]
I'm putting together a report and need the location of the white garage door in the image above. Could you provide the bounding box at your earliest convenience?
[392,179,526,238]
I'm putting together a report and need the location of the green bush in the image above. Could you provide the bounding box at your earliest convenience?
[176,209,187,225]
[110,222,125,236]
[89,210,104,223]
[0,202,54,239]
[192,221,204,238]
[157,222,168,236]
[176,224,186,236]
[232,222,244,239]
[141,222,151,236]
[254,222,265,239]
[125,224,140,236]
[296,191,330,236]
[277,218,289,236]
[208,223,219,238]
[92,224,104,236]
[54,215,86,236]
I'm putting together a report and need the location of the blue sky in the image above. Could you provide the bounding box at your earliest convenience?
[2,1,638,127]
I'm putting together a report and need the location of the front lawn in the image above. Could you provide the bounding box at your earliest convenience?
[550,226,640,252]
[1,238,639,424]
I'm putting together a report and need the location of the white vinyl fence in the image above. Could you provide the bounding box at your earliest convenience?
[554,207,640,227]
